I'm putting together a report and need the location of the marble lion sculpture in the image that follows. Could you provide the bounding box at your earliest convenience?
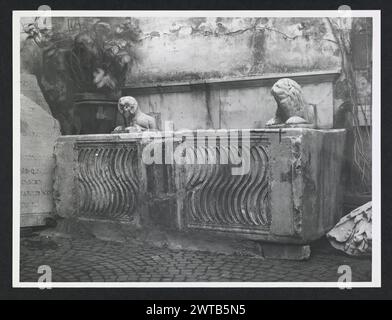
[112,96,157,133]
[266,78,314,127]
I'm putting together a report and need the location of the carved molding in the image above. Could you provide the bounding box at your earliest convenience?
[122,70,341,96]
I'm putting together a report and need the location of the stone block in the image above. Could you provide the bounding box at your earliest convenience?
[262,244,311,260]
[20,94,61,227]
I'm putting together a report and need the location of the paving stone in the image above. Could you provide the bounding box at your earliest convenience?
[19,235,371,283]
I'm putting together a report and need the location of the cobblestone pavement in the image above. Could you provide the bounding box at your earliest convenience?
[20,234,371,282]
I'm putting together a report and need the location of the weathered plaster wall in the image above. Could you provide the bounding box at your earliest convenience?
[119,17,341,130]
[126,17,341,85]
[20,16,341,84]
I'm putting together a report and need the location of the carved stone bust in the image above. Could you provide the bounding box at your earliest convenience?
[112,96,157,133]
[266,78,314,127]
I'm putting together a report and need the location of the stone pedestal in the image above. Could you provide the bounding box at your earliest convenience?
[73,93,118,134]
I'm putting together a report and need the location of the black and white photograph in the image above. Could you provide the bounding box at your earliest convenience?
[12,8,380,289]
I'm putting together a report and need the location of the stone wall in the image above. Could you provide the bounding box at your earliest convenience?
[125,17,341,85]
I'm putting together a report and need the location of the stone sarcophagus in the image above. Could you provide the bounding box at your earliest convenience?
[54,128,346,249]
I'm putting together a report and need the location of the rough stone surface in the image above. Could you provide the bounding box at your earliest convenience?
[269,128,346,242]
[124,17,340,85]
[262,244,311,260]
[42,218,311,260]
[20,234,372,282]
[20,93,61,227]
[53,136,78,219]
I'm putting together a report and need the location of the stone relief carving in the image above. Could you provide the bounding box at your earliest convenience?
[184,139,271,234]
[266,78,315,127]
[76,141,140,221]
[112,96,157,133]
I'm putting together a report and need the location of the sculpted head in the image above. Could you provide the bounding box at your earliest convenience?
[271,78,307,118]
[118,96,139,119]
[266,78,313,127]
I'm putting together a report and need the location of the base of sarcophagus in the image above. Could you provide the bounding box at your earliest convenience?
[40,217,313,260]
[261,243,310,260]
[51,128,346,260]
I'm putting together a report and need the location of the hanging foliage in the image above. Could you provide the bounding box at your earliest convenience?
[22,17,141,134]
[326,17,372,194]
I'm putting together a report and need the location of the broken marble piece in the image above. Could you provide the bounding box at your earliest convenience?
[327,201,372,256]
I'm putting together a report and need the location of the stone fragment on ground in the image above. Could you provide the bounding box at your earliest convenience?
[327,201,372,256]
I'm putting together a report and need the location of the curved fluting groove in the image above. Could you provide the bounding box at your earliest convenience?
[185,147,200,222]
[191,147,207,223]
[77,148,88,213]
[229,145,249,226]
[185,142,271,232]
[113,147,128,217]
[185,147,197,186]
[76,144,140,220]
[108,148,123,217]
[82,148,96,214]
[98,148,113,216]
[238,145,259,226]
[105,148,122,218]
[253,146,270,226]
[201,145,222,224]
[196,146,214,223]
[210,146,231,225]
[95,147,110,217]
[87,148,102,215]
[118,147,135,216]
[246,146,265,225]
[123,147,139,217]
[221,146,240,224]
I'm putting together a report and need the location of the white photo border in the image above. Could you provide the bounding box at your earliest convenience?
[12,9,381,288]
